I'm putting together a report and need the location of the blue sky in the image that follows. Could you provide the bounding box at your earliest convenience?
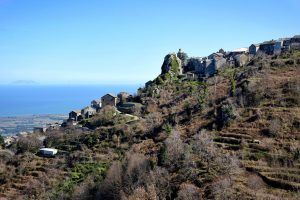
[0,0,300,85]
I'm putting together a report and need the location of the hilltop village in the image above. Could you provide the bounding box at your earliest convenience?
[0,35,300,199]
[65,35,300,126]
[2,35,300,147]
[153,35,300,81]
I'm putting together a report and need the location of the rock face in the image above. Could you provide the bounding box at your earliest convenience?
[160,48,248,80]
[177,49,189,66]
[161,53,183,75]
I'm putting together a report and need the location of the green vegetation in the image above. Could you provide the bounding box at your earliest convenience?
[170,55,180,74]
[50,162,108,199]
[219,67,237,96]
[0,134,4,148]
[1,50,300,199]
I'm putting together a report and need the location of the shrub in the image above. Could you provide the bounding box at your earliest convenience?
[16,136,42,154]
[90,106,116,127]
[50,162,108,199]
[176,183,201,200]
[262,118,281,138]
[0,134,4,148]
[219,101,237,127]
[293,148,300,161]
[155,76,164,85]
[285,59,294,65]
[219,67,237,96]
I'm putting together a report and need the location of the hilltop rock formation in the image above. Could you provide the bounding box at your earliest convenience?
[161,53,183,76]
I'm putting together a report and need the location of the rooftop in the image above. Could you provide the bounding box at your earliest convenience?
[39,148,58,152]
[232,47,248,52]
[103,93,117,98]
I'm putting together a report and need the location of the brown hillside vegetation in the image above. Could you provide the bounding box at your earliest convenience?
[0,51,300,199]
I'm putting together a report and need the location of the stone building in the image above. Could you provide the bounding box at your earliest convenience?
[33,127,47,134]
[291,35,300,43]
[206,53,227,75]
[101,93,118,107]
[81,106,96,119]
[204,59,215,77]
[91,99,101,110]
[249,44,259,55]
[227,48,248,57]
[185,57,205,74]
[290,35,300,50]
[259,41,276,55]
[69,110,82,121]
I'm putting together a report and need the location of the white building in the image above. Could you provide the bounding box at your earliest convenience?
[39,148,58,156]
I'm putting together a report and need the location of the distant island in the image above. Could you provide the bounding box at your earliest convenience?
[11,80,40,85]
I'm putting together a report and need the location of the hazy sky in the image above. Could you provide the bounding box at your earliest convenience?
[1,0,300,85]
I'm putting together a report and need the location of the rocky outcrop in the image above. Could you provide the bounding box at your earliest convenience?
[161,53,183,75]
[234,54,249,67]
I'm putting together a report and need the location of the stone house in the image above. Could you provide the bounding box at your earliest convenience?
[291,35,300,43]
[33,127,47,134]
[69,110,83,121]
[91,99,101,110]
[81,106,96,119]
[290,35,300,50]
[185,57,205,74]
[206,53,227,75]
[227,56,236,67]
[204,59,215,77]
[101,93,118,107]
[259,41,276,55]
[274,41,284,55]
[282,38,292,51]
[249,44,260,55]
[227,48,248,57]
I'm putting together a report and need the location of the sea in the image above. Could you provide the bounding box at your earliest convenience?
[0,84,141,136]
[0,84,140,117]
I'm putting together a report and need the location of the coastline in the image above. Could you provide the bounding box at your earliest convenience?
[0,114,68,136]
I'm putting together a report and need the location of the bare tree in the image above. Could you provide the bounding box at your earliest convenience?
[164,130,186,170]
[192,130,216,173]
[150,166,171,199]
[123,153,151,193]
[247,174,264,198]
[216,154,241,184]
[211,178,233,200]
[125,184,158,200]
[96,161,123,200]
[176,183,202,200]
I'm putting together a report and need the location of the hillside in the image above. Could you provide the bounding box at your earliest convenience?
[0,49,300,199]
